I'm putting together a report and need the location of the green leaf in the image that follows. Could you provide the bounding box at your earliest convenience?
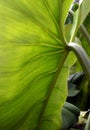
[67,72,84,97]
[67,72,89,110]
[69,0,90,42]
[62,102,80,130]
[79,0,90,27]
[0,1,73,130]
[60,0,73,42]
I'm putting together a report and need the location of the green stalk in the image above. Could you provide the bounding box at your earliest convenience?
[80,25,90,46]
[68,42,90,85]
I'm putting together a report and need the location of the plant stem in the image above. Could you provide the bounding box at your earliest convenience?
[69,10,90,46]
[68,42,90,85]
[80,25,90,46]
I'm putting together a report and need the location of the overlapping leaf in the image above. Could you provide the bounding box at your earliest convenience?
[69,0,90,42]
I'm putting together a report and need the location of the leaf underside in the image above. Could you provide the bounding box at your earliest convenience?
[0,1,73,130]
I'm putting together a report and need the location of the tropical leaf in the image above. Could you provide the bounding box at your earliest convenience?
[68,0,90,42]
[67,72,90,110]
[0,0,74,130]
[62,102,80,130]
[60,0,73,42]
[67,72,84,97]
[78,0,90,27]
